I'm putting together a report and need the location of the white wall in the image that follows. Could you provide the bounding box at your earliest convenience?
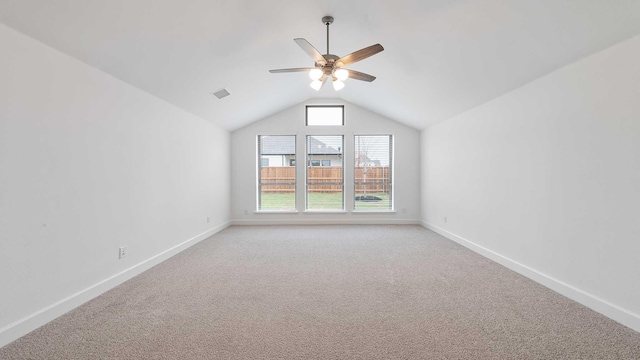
[0,23,230,346]
[231,99,421,224]
[422,34,640,331]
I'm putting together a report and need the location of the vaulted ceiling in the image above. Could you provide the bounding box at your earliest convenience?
[2,0,640,131]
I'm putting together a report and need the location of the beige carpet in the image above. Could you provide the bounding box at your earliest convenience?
[1,225,639,359]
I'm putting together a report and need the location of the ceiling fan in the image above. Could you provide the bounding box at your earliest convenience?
[269,16,384,91]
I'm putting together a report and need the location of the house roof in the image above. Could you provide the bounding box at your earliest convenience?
[307,137,341,155]
[260,136,295,155]
[260,136,341,155]
[2,1,640,131]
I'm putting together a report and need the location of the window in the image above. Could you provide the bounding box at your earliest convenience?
[306,135,344,210]
[354,135,393,211]
[257,135,296,211]
[321,160,331,166]
[306,105,344,126]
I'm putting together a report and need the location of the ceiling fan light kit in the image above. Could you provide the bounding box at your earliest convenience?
[310,79,323,91]
[334,68,349,81]
[270,16,384,91]
[309,68,323,80]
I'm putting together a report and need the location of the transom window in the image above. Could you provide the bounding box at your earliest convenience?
[306,105,344,126]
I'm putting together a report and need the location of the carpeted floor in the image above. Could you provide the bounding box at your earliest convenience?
[1,225,640,359]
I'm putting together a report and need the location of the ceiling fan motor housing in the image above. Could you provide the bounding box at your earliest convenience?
[316,54,342,76]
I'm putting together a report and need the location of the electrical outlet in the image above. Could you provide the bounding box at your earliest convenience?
[244,210,249,215]
[119,246,127,259]
[207,216,210,223]
[444,217,448,223]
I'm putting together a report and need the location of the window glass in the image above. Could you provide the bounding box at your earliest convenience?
[257,135,296,211]
[306,135,344,210]
[354,135,393,211]
[306,106,344,126]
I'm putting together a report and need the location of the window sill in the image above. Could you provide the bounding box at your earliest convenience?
[255,211,299,214]
[352,210,397,214]
[254,210,397,215]
[303,211,347,214]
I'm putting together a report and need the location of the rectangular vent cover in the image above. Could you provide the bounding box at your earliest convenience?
[212,88,231,99]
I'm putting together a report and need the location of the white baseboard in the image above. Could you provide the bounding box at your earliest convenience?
[0,221,231,348]
[421,220,640,333]
[231,218,422,226]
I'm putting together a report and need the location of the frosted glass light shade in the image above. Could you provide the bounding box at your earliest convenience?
[310,79,323,91]
[309,68,323,80]
[332,79,345,91]
[334,68,348,81]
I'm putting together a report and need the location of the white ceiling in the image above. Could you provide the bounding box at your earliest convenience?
[2,0,640,131]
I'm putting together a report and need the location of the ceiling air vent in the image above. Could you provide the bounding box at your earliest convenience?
[211,88,231,99]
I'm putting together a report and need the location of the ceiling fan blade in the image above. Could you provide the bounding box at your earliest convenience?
[294,38,327,65]
[320,75,330,89]
[269,67,316,73]
[346,69,376,82]
[337,44,384,66]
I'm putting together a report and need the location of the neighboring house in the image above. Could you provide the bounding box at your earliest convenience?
[306,136,342,167]
[259,136,296,166]
[260,136,342,167]
[355,151,382,167]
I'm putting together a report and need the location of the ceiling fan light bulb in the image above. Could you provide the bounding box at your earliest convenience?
[310,79,323,91]
[309,68,323,80]
[332,79,345,91]
[335,68,349,81]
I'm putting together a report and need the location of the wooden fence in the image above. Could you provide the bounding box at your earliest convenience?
[260,166,390,193]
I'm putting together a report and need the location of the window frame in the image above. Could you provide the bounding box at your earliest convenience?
[305,135,345,212]
[353,134,394,212]
[256,135,297,212]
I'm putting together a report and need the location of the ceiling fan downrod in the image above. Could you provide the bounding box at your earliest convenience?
[322,16,334,55]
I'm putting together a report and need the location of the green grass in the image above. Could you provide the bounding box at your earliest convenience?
[259,193,296,210]
[259,192,391,211]
[353,193,391,211]
[306,192,344,210]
